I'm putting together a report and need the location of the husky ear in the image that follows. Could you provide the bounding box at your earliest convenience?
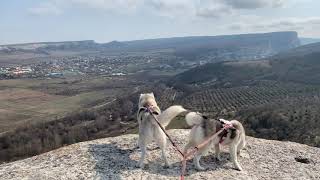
[139,94,145,103]
[219,119,225,124]
[150,92,155,98]
[202,115,208,119]
[230,128,237,139]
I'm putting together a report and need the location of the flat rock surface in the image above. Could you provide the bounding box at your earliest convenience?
[1,129,319,180]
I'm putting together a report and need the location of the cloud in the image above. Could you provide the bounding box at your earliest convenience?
[194,0,284,19]
[224,0,284,9]
[147,0,190,11]
[196,2,233,18]
[27,0,320,38]
[146,0,196,18]
[27,0,143,16]
[28,0,287,18]
[144,0,284,19]
[226,17,320,37]
[68,0,142,13]
[254,17,320,30]
[28,2,62,16]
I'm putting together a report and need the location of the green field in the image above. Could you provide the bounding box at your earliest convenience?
[0,76,138,133]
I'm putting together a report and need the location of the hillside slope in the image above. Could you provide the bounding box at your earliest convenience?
[1,129,319,180]
[172,42,320,86]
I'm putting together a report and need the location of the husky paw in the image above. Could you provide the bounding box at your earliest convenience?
[235,166,243,171]
[136,163,144,169]
[163,163,171,169]
[215,155,222,161]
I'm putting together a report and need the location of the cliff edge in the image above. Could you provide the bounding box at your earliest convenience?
[0,129,319,180]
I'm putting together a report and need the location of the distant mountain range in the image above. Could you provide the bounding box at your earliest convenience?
[0,31,300,52]
[0,31,300,65]
[172,41,320,86]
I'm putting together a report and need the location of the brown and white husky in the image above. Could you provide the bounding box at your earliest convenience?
[184,112,246,171]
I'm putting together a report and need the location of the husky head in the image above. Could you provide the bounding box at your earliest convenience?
[138,93,160,115]
[217,118,237,144]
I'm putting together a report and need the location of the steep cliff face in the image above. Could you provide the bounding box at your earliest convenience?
[1,129,319,180]
[268,31,300,52]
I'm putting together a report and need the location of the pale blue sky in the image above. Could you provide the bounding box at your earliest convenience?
[1,0,320,45]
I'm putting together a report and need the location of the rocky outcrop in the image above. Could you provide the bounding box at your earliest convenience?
[0,129,319,180]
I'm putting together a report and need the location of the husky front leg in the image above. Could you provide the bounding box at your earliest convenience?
[193,141,211,171]
[155,131,170,167]
[214,144,221,161]
[230,144,243,171]
[136,138,147,168]
[193,152,206,171]
[161,146,170,168]
[237,138,246,156]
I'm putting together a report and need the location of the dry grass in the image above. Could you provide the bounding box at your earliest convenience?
[0,88,112,132]
[0,76,134,133]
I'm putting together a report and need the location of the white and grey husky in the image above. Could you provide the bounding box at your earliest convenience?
[184,112,246,171]
[136,93,187,168]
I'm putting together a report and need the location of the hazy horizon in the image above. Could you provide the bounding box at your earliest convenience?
[0,31,312,46]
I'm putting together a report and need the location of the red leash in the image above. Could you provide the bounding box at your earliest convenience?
[146,107,233,180]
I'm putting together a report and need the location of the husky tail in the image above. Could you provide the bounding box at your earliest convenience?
[158,105,187,127]
[185,112,204,126]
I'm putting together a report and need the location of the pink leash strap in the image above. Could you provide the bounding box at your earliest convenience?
[146,107,233,180]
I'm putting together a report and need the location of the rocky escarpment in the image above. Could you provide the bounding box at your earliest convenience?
[0,129,319,180]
